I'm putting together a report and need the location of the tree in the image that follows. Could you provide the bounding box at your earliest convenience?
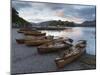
[12,8,19,23]
[12,8,32,28]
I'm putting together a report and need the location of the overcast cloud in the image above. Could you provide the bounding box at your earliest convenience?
[12,1,96,24]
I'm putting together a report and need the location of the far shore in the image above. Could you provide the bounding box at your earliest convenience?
[12,26,96,31]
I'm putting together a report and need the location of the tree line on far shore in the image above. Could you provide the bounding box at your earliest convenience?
[38,20,96,27]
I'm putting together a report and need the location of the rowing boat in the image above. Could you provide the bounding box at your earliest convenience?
[16,39,25,44]
[25,39,52,46]
[37,39,73,53]
[55,40,86,68]
[24,31,46,36]
[17,28,32,33]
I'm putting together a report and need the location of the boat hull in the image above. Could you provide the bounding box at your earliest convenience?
[16,39,25,44]
[25,40,52,46]
[55,40,87,68]
[17,28,32,33]
[17,30,25,33]
[55,48,85,68]
[37,45,71,54]
[24,32,46,36]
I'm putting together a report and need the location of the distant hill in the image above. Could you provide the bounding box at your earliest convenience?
[12,8,32,28]
[36,20,75,27]
[31,22,37,26]
[33,20,96,27]
[81,20,96,27]
[38,20,58,27]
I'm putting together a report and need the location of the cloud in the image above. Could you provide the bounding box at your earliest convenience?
[12,1,32,10]
[12,1,96,23]
[55,10,65,17]
[77,6,96,21]
[56,5,96,23]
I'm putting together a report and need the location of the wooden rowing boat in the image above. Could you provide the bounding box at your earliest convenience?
[17,30,24,33]
[17,28,32,33]
[37,40,73,54]
[53,37,73,44]
[25,35,53,40]
[16,39,25,44]
[55,40,86,68]
[16,35,54,45]
[24,31,46,36]
[25,39,52,46]
[18,30,40,34]
[16,36,44,44]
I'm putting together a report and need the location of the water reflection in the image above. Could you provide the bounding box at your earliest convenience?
[60,27,83,39]
[41,27,96,55]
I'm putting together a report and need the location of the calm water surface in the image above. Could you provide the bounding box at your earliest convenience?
[41,27,96,55]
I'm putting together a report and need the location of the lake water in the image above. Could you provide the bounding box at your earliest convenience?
[41,27,96,55]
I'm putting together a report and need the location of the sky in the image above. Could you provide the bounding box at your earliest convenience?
[12,1,96,24]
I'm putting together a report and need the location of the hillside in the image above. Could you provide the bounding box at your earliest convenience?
[12,8,32,28]
[81,20,96,27]
[37,20,75,27]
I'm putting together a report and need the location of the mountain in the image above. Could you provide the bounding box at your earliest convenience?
[81,20,96,27]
